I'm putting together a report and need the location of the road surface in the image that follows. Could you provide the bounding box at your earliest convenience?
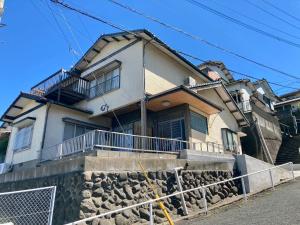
[177,178,300,225]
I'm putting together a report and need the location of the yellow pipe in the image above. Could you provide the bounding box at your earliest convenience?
[138,162,174,225]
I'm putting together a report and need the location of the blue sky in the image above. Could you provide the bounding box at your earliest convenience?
[1,0,300,116]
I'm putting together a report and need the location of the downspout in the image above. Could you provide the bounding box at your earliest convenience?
[39,103,51,162]
[141,39,152,137]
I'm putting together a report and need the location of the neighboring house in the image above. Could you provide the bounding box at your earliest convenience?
[274,90,300,164]
[200,61,282,164]
[275,90,300,135]
[0,123,10,166]
[0,30,248,169]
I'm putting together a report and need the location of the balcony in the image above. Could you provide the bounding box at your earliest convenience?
[40,130,240,162]
[30,69,89,105]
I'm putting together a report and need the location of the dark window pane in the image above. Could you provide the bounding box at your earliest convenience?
[190,112,208,134]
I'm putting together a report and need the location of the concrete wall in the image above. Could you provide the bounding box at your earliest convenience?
[5,103,47,165]
[235,154,292,193]
[0,155,240,225]
[76,40,144,117]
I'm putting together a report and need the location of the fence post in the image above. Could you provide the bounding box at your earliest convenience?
[91,130,95,151]
[59,144,63,160]
[149,202,153,225]
[83,135,86,153]
[48,186,57,225]
[174,168,188,216]
[290,163,295,180]
[269,169,275,190]
[201,188,208,214]
[241,177,247,202]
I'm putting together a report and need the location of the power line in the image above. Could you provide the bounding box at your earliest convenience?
[182,0,300,48]
[103,0,300,81]
[51,0,300,90]
[207,0,300,40]
[262,0,300,23]
[43,0,79,61]
[245,0,300,31]
[177,51,300,91]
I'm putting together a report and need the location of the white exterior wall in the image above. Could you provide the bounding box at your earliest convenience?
[43,105,111,149]
[144,44,241,150]
[190,89,240,148]
[5,103,47,165]
[144,44,205,94]
[76,40,144,117]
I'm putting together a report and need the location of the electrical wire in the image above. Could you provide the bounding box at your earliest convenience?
[102,0,300,80]
[245,0,300,31]
[262,0,300,23]
[207,0,300,40]
[177,51,300,91]
[182,0,300,48]
[51,0,300,92]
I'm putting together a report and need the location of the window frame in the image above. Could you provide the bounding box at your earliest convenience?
[63,122,97,141]
[89,67,120,99]
[13,124,34,152]
[190,111,208,135]
[221,128,238,152]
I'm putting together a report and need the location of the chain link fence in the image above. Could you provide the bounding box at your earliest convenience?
[0,186,56,225]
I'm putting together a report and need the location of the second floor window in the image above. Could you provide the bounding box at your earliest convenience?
[90,67,120,98]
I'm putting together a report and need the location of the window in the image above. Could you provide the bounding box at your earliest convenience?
[14,125,33,151]
[63,123,94,141]
[158,118,185,140]
[222,128,237,151]
[190,112,208,134]
[89,68,120,98]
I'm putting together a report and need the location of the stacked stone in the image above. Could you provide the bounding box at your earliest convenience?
[79,170,239,225]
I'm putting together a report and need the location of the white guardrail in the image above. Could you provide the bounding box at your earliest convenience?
[65,162,295,225]
[41,129,239,161]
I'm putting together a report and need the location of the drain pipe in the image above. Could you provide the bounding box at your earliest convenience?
[38,103,51,162]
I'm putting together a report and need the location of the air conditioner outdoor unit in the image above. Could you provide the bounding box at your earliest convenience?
[184,76,196,87]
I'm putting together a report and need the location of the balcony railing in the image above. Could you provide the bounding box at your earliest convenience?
[40,130,239,162]
[30,70,89,103]
[237,100,252,113]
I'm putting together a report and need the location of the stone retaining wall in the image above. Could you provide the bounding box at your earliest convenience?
[0,170,240,225]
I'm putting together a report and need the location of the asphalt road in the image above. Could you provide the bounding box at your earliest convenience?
[177,178,300,225]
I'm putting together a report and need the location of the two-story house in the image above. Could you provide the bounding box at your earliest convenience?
[0,30,248,170]
[199,61,282,164]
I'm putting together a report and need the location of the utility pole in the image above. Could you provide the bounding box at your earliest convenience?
[0,0,5,27]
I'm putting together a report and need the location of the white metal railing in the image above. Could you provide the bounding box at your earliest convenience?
[40,130,238,161]
[65,162,295,225]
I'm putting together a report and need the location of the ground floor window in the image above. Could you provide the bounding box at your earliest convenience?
[190,111,208,134]
[157,118,185,140]
[14,125,34,151]
[222,128,238,151]
[63,123,94,141]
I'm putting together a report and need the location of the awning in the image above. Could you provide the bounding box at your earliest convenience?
[146,85,223,115]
